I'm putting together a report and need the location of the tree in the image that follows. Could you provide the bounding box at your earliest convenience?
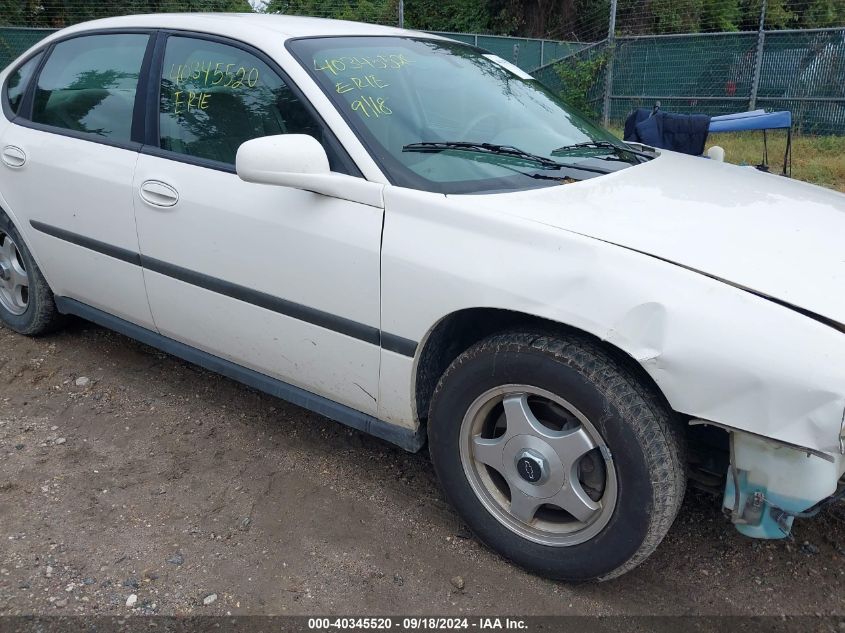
[264,0,398,24]
[700,0,741,31]
[2,0,253,28]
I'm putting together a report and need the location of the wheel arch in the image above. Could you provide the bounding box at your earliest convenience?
[413,307,678,428]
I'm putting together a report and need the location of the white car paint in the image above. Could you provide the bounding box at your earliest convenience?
[0,121,155,328]
[378,174,845,447]
[132,149,384,414]
[0,14,843,539]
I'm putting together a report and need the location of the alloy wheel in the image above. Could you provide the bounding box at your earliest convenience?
[459,384,617,546]
[0,232,29,316]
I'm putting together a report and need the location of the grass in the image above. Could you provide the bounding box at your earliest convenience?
[705,131,845,193]
[609,127,845,193]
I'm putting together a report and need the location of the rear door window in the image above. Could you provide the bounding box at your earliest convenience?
[32,33,149,142]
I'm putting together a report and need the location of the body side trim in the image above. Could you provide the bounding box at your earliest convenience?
[54,296,425,452]
[381,332,418,357]
[30,219,418,356]
[30,220,141,265]
[140,253,381,346]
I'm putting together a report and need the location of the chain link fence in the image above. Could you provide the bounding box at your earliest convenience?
[0,27,55,68]
[581,26,845,134]
[532,0,845,134]
[1,1,843,134]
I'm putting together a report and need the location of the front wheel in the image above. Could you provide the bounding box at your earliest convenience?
[428,331,685,581]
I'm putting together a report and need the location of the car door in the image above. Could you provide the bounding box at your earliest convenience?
[0,31,156,328]
[132,33,383,415]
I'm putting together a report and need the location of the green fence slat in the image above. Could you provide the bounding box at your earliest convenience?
[0,28,56,68]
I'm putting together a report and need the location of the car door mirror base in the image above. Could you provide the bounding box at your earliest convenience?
[236,135,383,208]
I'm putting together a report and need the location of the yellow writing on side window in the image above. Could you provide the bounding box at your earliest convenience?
[314,54,413,75]
[167,61,261,90]
[166,61,262,114]
[173,91,210,115]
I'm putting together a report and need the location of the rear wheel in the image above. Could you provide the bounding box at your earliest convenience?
[0,212,62,336]
[428,331,685,581]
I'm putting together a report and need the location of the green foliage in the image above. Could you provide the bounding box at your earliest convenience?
[700,0,741,31]
[553,50,607,117]
[265,0,399,24]
[650,0,704,34]
[405,0,490,33]
[1,0,253,27]
[800,0,845,28]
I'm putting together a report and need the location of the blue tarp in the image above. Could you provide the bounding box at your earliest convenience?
[709,110,792,133]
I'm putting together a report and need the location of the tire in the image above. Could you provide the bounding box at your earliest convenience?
[0,211,62,336]
[428,331,685,581]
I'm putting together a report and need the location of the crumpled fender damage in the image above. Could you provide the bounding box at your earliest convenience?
[382,187,845,521]
[384,188,845,457]
[534,238,845,458]
[539,236,845,530]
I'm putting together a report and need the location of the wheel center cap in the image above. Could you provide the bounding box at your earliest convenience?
[515,450,546,484]
[0,261,10,283]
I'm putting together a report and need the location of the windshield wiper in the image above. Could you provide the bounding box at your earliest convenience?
[402,141,613,174]
[552,140,653,160]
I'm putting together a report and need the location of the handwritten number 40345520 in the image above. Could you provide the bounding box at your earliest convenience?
[168,62,261,90]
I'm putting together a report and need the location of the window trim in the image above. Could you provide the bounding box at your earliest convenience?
[8,28,156,153]
[144,29,362,178]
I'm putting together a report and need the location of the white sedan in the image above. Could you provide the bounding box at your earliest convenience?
[0,13,843,581]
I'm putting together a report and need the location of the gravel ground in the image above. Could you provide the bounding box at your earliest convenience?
[1,319,844,617]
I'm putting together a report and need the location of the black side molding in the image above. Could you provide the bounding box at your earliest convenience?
[29,219,421,356]
[54,297,426,453]
[381,332,418,357]
[139,254,382,347]
[30,220,141,266]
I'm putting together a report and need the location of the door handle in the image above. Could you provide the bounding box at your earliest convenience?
[139,180,179,208]
[1,146,26,169]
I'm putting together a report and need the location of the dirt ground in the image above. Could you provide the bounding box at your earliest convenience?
[1,319,844,618]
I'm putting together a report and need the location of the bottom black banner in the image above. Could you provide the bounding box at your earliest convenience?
[0,616,842,633]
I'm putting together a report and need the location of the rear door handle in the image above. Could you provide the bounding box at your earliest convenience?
[1,146,26,169]
[139,180,179,208]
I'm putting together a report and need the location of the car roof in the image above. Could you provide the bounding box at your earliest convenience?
[53,13,439,43]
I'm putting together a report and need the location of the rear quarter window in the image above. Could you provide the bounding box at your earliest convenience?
[4,52,43,116]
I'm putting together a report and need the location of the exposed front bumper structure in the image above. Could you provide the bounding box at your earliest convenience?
[721,429,845,538]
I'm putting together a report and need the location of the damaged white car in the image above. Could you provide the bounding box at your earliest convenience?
[0,14,843,581]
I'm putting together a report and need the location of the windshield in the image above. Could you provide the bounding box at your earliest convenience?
[288,36,642,194]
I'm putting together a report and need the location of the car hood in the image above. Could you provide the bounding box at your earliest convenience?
[467,151,845,326]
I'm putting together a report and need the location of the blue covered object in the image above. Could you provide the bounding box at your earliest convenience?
[623,108,711,155]
[624,106,794,174]
[709,110,792,133]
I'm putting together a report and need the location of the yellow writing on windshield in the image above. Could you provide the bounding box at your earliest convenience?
[314,54,413,75]
[335,74,390,94]
[351,95,392,118]
[315,53,412,120]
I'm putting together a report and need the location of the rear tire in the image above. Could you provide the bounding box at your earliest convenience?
[0,212,62,336]
[428,331,685,581]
